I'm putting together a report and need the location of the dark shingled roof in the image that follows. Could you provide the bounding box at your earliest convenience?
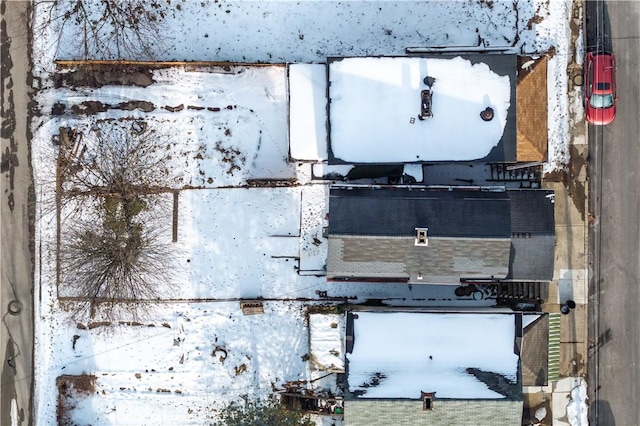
[328,187,511,238]
[506,190,555,280]
[509,189,555,235]
[521,314,549,386]
[507,236,556,281]
[328,186,556,282]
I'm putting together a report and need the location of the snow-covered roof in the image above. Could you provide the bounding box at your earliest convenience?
[328,56,515,163]
[309,313,345,372]
[347,312,520,399]
[288,64,328,161]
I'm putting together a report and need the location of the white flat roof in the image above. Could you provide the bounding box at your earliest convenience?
[288,64,328,161]
[329,56,511,163]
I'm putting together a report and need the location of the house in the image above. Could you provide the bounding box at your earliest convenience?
[326,55,518,164]
[327,186,555,284]
[342,310,524,426]
[304,309,555,423]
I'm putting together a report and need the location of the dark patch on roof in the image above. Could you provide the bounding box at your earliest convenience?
[346,165,403,180]
[346,313,355,354]
[351,372,388,398]
[508,190,555,280]
[329,187,511,238]
[466,367,522,401]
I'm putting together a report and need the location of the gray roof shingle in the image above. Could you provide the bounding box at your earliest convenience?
[509,189,555,235]
[507,190,555,280]
[328,186,555,282]
[507,235,555,281]
[329,187,511,238]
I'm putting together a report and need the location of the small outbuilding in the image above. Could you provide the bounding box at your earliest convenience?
[308,312,346,373]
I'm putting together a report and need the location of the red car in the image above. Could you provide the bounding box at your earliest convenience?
[584,52,617,125]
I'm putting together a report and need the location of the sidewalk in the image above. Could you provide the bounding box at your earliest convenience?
[548,163,589,426]
[521,138,589,425]
[530,135,590,426]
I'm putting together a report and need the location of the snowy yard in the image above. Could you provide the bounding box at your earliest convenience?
[50,301,311,424]
[30,1,576,425]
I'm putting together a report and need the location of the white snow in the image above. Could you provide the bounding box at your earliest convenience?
[28,0,576,425]
[176,187,304,299]
[309,313,345,372]
[298,183,330,274]
[404,164,424,182]
[35,1,544,68]
[566,379,589,426]
[289,64,329,161]
[329,56,511,162]
[11,399,18,426]
[49,302,310,425]
[33,65,295,188]
[541,0,574,173]
[347,312,519,399]
[523,313,542,330]
[535,406,548,421]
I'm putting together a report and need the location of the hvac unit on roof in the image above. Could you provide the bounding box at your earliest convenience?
[415,228,428,246]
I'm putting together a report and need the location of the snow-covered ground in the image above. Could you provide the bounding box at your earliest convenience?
[30,1,577,425]
[47,301,313,424]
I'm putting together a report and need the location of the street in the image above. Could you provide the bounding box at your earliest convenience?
[588,0,640,425]
[1,1,34,425]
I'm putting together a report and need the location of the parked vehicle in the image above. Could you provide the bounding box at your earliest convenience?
[584,52,617,125]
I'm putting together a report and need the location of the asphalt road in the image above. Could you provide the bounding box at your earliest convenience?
[1,1,34,425]
[588,0,640,425]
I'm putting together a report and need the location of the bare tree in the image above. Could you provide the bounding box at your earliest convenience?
[60,196,171,319]
[57,121,174,320]
[58,122,171,197]
[33,0,170,60]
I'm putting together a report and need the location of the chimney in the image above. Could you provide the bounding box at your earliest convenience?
[415,227,428,246]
